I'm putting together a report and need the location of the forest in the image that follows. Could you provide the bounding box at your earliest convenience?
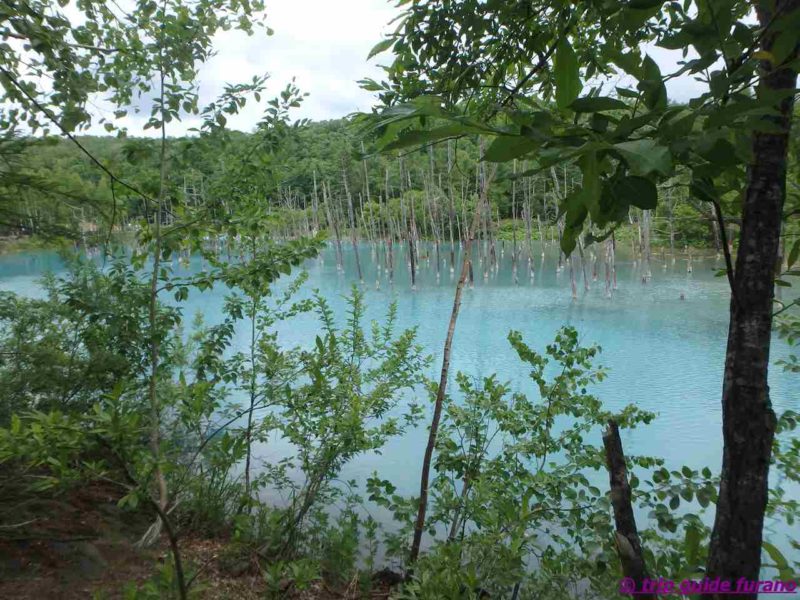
[0,0,799,599]
[3,122,735,266]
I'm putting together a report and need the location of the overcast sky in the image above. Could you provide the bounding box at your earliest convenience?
[91,0,706,137]
[96,0,399,136]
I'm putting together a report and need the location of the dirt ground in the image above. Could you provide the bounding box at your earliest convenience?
[0,478,161,598]
[0,478,395,599]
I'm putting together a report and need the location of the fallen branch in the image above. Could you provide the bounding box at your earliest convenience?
[0,518,38,529]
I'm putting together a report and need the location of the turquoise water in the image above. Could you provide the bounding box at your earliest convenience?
[2,242,799,573]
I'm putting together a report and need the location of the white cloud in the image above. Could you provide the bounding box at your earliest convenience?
[82,0,712,137]
[91,0,399,137]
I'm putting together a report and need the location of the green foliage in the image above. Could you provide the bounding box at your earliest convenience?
[776,312,800,373]
[364,0,800,255]
[366,326,724,598]
[554,38,581,110]
[263,286,429,552]
[767,409,800,577]
[120,559,202,600]
[1,251,797,595]
[1,96,732,251]
[0,257,178,424]
[263,558,320,597]
[0,0,268,134]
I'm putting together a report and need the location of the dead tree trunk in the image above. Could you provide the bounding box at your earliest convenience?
[642,209,652,281]
[447,140,457,272]
[425,184,441,279]
[408,209,417,290]
[342,164,363,283]
[578,236,589,292]
[524,201,535,277]
[322,181,343,271]
[611,231,618,289]
[511,160,519,285]
[312,171,320,234]
[603,421,655,600]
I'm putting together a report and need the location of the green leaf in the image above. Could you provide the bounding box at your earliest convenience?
[690,178,719,204]
[614,139,672,176]
[772,28,799,66]
[697,137,740,170]
[637,55,667,111]
[484,135,539,162]
[381,124,476,152]
[578,151,602,221]
[367,38,394,60]
[610,50,644,78]
[597,182,631,227]
[629,0,663,7]
[612,112,660,140]
[611,175,658,210]
[616,87,640,99]
[371,96,446,131]
[559,188,589,254]
[763,541,790,571]
[358,78,384,92]
[569,96,628,113]
[752,50,774,62]
[684,525,700,565]
[554,38,581,110]
[787,239,800,269]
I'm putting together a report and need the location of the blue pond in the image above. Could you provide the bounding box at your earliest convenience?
[1,241,798,576]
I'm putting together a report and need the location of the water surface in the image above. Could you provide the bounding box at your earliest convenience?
[2,242,798,574]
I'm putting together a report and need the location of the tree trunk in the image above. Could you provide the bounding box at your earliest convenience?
[244,238,259,503]
[322,182,344,271]
[408,219,417,289]
[703,3,798,596]
[578,236,589,292]
[408,161,496,564]
[139,57,169,551]
[642,209,652,281]
[342,164,363,283]
[447,140,457,271]
[511,160,519,285]
[603,421,654,600]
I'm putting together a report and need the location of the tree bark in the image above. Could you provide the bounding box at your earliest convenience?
[703,3,798,596]
[603,420,655,600]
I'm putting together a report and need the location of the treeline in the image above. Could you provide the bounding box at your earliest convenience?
[2,119,728,250]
